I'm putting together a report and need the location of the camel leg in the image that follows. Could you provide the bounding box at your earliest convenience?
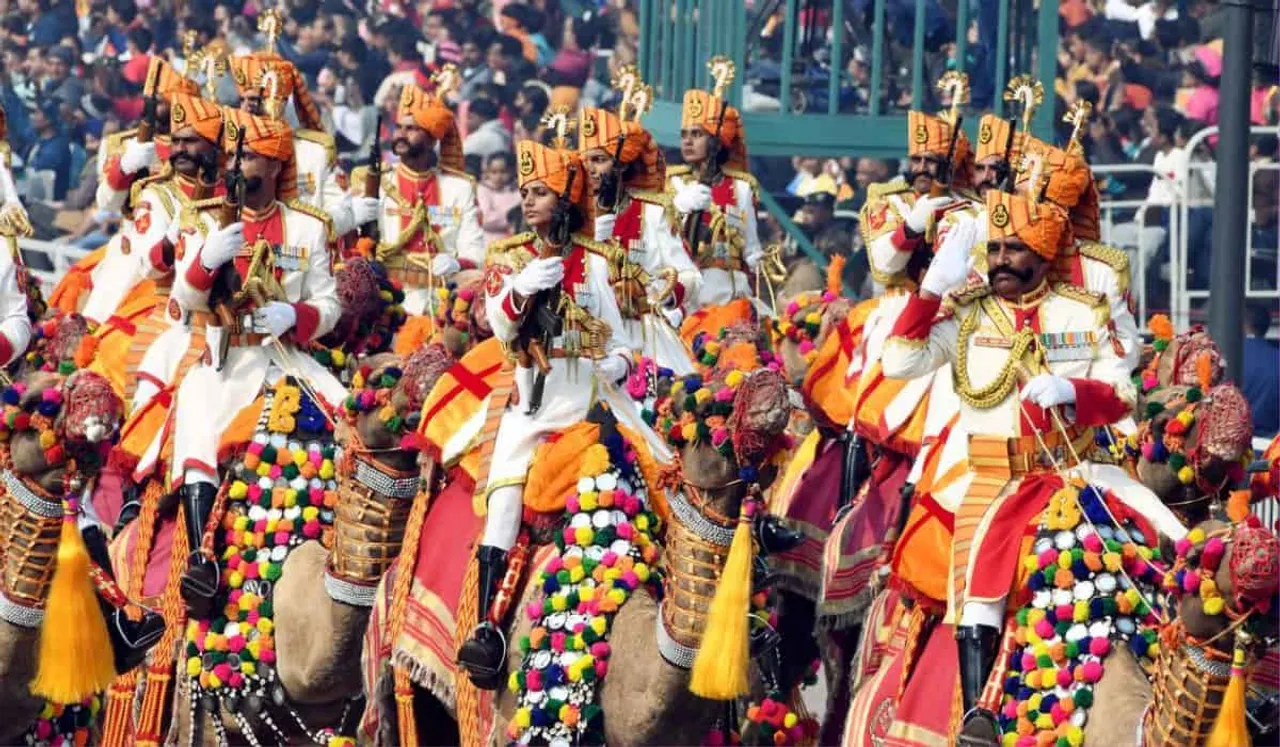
[1084,641,1152,745]
[0,621,42,744]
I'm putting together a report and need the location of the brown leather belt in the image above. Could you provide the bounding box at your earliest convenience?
[969,426,1094,475]
[386,264,433,288]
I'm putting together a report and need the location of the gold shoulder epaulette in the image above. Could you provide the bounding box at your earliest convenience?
[294,129,337,167]
[866,178,910,203]
[666,164,692,179]
[348,163,394,197]
[577,236,625,265]
[949,282,991,307]
[130,174,176,216]
[630,190,672,208]
[440,166,477,187]
[1077,240,1132,296]
[722,168,760,199]
[189,196,225,211]
[285,198,337,244]
[103,128,138,162]
[487,231,536,259]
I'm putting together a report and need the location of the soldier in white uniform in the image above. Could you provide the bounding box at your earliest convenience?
[167,109,344,619]
[349,82,485,317]
[457,139,666,689]
[881,189,1181,744]
[55,58,203,321]
[227,52,358,236]
[665,63,763,327]
[580,104,700,374]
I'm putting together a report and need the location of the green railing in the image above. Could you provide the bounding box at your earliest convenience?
[636,0,1060,158]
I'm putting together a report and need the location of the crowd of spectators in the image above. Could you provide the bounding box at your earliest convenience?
[0,0,642,246]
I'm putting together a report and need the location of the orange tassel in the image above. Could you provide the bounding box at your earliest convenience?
[825,254,846,295]
[1148,313,1174,341]
[1206,637,1252,747]
[1197,351,1214,391]
[1227,490,1252,524]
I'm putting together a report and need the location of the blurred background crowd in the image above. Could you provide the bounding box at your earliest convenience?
[0,0,1274,431]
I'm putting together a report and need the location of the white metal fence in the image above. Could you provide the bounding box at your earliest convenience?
[1093,125,1280,331]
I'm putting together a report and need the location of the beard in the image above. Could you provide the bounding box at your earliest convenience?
[244,175,266,194]
[988,265,1034,286]
[395,138,426,159]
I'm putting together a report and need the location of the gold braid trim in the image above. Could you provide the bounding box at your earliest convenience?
[440,165,477,186]
[486,231,537,263]
[285,198,337,245]
[1052,282,1111,328]
[1078,240,1132,298]
[722,168,760,201]
[954,298,1035,409]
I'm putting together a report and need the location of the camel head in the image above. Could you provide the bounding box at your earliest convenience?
[689,321,781,380]
[1137,317,1224,405]
[2,368,122,495]
[1130,383,1254,525]
[1167,520,1280,657]
[340,343,456,472]
[656,366,791,518]
[770,256,852,388]
[434,268,491,359]
[318,256,407,362]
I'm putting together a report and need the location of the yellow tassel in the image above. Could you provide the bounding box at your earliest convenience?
[689,505,754,700]
[1206,638,1252,747]
[30,511,117,703]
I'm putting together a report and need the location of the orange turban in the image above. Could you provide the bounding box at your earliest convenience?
[516,139,593,221]
[146,56,199,100]
[397,84,463,171]
[577,107,666,192]
[1019,136,1100,241]
[223,109,297,201]
[681,89,747,171]
[228,53,323,131]
[169,93,223,143]
[986,191,1070,261]
[908,110,972,189]
[975,114,1022,163]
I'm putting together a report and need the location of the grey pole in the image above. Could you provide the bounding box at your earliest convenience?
[1207,0,1256,381]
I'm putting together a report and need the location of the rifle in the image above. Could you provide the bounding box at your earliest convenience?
[209,127,247,333]
[360,113,384,240]
[997,115,1019,193]
[514,167,576,415]
[929,111,963,198]
[137,62,160,145]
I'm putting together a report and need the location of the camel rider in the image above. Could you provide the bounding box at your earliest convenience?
[349,82,484,318]
[861,92,979,293]
[227,53,358,236]
[458,139,665,688]
[579,104,700,375]
[880,190,1177,745]
[666,61,764,330]
[0,217,31,365]
[168,109,344,618]
[48,58,202,319]
[87,93,227,400]
[95,58,200,215]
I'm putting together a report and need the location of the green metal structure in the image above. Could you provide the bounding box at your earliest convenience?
[636,0,1060,158]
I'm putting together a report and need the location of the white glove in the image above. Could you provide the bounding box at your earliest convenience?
[920,215,976,297]
[661,306,684,328]
[1020,374,1076,409]
[350,196,380,225]
[593,214,616,242]
[164,215,181,247]
[200,222,244,271]
[905,194,954,234]
[252,301,298,339]
[120,140,157,175]
[510,256,564,297]
[745,245,764,269]
[672,183,712,213]
[431,253,461,277]
[595,354,629,385]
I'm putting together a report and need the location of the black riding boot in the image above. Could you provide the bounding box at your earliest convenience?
[81,524,165,673]
[755,514,804,555]
[457,545,508,690]
[114,484,141,534]
[956,624,1002,746]
[179,482,221,620]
